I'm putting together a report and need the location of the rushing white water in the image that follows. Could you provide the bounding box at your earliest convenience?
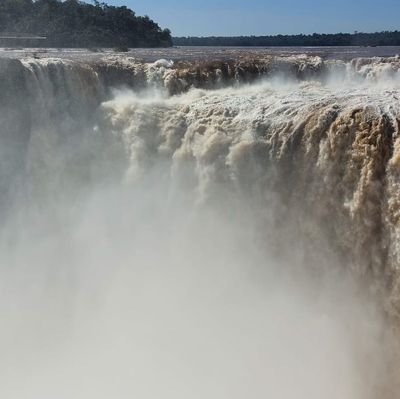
[1,54,400,398]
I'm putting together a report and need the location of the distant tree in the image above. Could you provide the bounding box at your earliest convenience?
[173,31,400,47]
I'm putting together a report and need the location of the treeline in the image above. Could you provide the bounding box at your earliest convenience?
[0,0,172,48]
[173,31,400,47]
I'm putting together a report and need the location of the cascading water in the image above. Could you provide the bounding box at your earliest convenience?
[0,53,400,398]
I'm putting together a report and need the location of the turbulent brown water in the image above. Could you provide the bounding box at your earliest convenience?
[1,53,400,398]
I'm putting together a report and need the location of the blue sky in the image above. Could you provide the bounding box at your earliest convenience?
[105,0,400,36]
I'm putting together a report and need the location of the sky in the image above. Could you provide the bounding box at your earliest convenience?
[105,0,400,37]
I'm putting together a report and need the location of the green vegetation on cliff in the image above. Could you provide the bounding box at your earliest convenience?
[0,0,172,48]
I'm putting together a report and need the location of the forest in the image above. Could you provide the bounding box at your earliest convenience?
[0,0,172,48]
[173,31,400,47]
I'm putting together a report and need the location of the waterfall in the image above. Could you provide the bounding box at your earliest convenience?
[0,53,399,398]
